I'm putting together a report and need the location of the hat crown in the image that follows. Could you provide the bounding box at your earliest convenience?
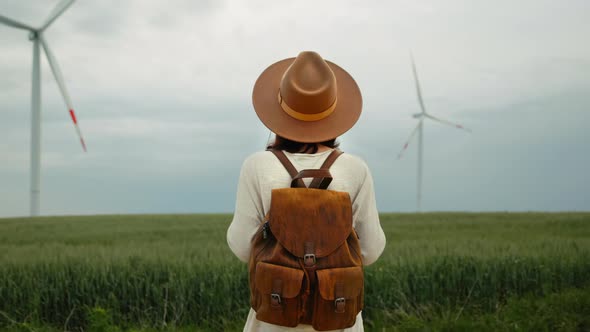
[279,51,337,116]
[252,51,362,143]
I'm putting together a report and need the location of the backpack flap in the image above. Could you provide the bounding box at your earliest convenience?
[316,266,363,301]
[269,188,353,259]
[254,262,305,327]
[255,262,304,299]
[313,266,364,331]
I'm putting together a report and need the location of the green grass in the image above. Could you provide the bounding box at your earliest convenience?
[0,212,589,331]
[367,284,590,332]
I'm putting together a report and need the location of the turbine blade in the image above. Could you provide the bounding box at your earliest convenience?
[410,52,427,114]
[39,36,72,109]
[0,14,34,31]
[39,35,87,152]
[397,119,423,160]
[41,0,75,31]
[426,114,471,132]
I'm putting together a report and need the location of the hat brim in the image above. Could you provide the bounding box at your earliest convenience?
[252,57,362,143]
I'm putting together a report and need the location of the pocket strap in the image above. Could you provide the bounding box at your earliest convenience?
[335,298,346,313]
[334,282,345,313]
[304,242,316,267]
[271,279,283,309]
[271,293,282,307]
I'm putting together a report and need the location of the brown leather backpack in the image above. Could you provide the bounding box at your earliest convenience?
[248,149,364,331]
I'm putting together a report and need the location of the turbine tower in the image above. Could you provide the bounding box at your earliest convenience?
[0,0,86,217]
[397,54,470,212]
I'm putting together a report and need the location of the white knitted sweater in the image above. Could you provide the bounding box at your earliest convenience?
[227,149,386,332]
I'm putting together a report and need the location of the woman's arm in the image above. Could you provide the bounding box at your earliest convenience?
[351,162,386,265]
[227,156,264,263]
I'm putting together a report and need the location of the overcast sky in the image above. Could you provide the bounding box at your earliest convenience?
[0,0,589,217]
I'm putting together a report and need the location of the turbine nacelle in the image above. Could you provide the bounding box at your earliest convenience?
[412,113,424,119]
[28,30,39,41]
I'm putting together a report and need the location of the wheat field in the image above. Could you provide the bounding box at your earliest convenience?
[0,213,589,331]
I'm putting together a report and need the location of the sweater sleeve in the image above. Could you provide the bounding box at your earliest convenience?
[227,156,264,263]
[351,162,386,266]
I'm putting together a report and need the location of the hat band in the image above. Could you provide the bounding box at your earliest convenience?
[278,91,337,122]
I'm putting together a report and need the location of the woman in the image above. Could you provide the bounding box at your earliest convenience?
[227,51,386,331]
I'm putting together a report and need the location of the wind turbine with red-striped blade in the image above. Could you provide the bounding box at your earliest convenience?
[0,0,86,217]
[397,54,471,212]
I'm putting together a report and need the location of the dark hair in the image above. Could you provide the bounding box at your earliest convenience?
[267,135,340,154]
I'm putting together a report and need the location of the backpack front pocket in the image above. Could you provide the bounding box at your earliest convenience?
[253,262,304,327]
[313,266,364,331]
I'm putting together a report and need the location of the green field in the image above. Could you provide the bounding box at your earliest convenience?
[0,213,589,331]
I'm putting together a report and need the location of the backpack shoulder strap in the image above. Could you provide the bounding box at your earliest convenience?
[269,149,306,188]
[309,149,344,189]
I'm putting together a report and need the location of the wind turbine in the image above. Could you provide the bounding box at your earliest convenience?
[0,0,86,217]
[397,54,470,212]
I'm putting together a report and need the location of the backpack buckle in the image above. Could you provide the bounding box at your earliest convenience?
[270,293,282,307]
[304,254,316,266]
[334,297,346,313]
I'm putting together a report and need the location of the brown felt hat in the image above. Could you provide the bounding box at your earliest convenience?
[252,51,362,143]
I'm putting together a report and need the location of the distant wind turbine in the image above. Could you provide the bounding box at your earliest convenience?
[0,0,86,217]
[397,54,471,212]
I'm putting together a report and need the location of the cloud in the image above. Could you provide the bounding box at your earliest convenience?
[0,0,589,217]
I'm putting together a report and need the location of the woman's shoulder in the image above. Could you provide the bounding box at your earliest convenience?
[331,152,372,183]
[242,150,276,166]
[239,151,278,176]
[241,149,370,174]
[335,151,369,169]
[239,150,373,192]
